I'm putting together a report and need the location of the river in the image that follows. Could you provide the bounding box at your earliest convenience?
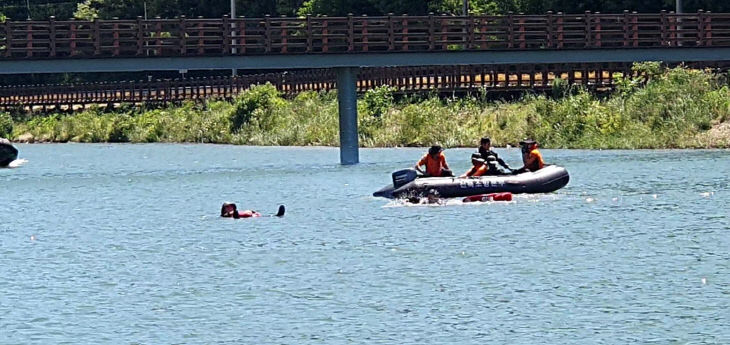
[1,144,728,344]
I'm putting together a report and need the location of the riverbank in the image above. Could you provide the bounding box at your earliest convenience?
[3,63,730,149]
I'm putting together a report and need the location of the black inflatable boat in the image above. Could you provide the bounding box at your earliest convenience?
[0,140,18,167]
[373,165,570,199]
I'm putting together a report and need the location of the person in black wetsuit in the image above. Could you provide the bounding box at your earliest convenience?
[478,137,512,173]
[483,156,509,176]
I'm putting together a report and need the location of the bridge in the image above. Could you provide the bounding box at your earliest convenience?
[2,11,730,164]
[1,63,641,109]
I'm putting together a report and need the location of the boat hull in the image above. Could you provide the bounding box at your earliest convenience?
[373,165,570,199]
[0,142,18,167]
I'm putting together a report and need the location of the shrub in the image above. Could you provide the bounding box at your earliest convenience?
[229,83,285,133]
[362,85,395,117]
[108,115,133,142]
[6,63,730,149]
[551,77,570,99]
[632,61,663,81]
[0,112,12,138]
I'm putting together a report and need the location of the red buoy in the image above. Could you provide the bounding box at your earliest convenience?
[462,192,513,203]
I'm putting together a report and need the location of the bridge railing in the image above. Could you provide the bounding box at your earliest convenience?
[0,63,637,108]
[6,61,730,109]
[2,11,730,59]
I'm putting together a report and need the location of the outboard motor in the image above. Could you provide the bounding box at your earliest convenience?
[392,169,418,189]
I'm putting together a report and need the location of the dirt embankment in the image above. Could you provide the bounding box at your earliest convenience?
[698,121,730,148]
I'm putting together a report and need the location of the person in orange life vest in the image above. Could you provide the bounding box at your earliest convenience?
[414,145,453,177]
[460,153,489,178]
[512,139,545,174]
[221,202,261,218]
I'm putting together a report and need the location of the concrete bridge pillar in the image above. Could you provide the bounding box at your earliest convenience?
[336,67,360,165]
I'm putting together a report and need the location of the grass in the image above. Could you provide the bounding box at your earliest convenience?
[5,63,730,149]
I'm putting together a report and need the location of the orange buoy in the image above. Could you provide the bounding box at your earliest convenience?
[462,192,513,203]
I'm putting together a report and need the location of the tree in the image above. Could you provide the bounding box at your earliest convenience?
[370,0,431,15]
[238,0,306,17]
[75,0,307,19]
[297,0,377,16]
[1,0,78,20]
[430,0,499,15]
[75,0,145,19]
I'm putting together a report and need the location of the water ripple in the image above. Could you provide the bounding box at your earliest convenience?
[0,145,728,344]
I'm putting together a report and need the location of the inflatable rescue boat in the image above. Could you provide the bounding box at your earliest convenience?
[373,165,570,199]
[0,139,18,167]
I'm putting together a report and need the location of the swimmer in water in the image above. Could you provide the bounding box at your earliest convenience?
[221,203,285,218]
[406,189,443,205]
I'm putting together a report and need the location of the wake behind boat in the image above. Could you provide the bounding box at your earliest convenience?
[0,139,18,168]
[373,165,570,199]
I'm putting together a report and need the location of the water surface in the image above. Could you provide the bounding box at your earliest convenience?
[1,144,728,344]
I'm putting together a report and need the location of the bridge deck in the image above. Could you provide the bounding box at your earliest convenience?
[2,48,730,74]
[1,12,729,74]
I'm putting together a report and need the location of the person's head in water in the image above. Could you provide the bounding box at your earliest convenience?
[426,189,440,204]
[480,137,491,150]
[221,202,237,217]
[407,196,421,204]
[428,145,443,158]
[470,153,485,166]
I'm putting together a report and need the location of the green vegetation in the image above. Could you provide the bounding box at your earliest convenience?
[4,0,730,21]
[8,64,730,149]
[0,112,12,138]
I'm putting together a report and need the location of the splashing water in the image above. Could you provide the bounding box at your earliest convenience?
[6,158,28,168]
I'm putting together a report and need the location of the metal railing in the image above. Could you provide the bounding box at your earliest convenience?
[1,11,730,59]
[0,63,636,108]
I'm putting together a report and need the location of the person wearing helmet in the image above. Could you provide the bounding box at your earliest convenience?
[512,139,545,174]
[414,145,453,177]
[478,137,512,172]
[460,153,489,177]
[405,189,442,204]
[426,189,442,204]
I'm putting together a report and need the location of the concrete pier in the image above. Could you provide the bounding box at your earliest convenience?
[336,67,360,165]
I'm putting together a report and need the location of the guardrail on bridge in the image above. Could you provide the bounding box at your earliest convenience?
[0,63,636,109]
[1,11,730,59]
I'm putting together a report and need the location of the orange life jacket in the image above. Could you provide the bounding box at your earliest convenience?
[418,153,447,176]
[464,165,488,177]
[526,148,544,171]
